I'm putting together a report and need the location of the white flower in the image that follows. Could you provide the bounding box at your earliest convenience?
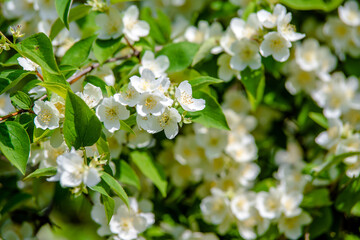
[139,51,170,78]
[48,149,101,188]
[236,162,261,187]
[278,212,312,239]
[151,107,182,139]
[230,14,262,40]
[96,8,123,40]
[130,69,162,94]
[175,81,205,112]
[315,118,343,149]
[77,83,103,108]
[236,209,270,239]
[174,135,202,165]
[230,38,261,71]
[109,198,154,240]
[123,5,150,42]
[195,125,228,159]
[34,0,57,20]
[317,46,337,80]
[116,83,140,107]
[281,192,303,217]
[17,57,39,71]
[277,13,305,42]
[285,61,317,95]
[33,100,60,130]
[295,38,320,71]
[226,134,257,163]
[257,4,286,29]
[323,17,352,55]
[136,92,173,117]
[0,93,15,116]
[200,188,230,225]
[184,20,222,44]
[338,1,360,27]
[217,53,239,81]
[96,96,130,133]
[127,127,154,149]
[256,187,283,219]
[260,31,291,62]
[230,191,256,220]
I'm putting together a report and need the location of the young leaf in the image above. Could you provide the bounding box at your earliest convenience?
[0,121,30,175]
[117,161,141,190]
[91,180,112,198]
[101,172,129,208]
[24,167,57,180]
[15,33,60,75]
[10,91,33,110]
[280,0,344,11]
[101,194,115,223]
[186,91,230,131]
[119,120,136,135]
[37,82,71,99]
[50,5,91,40]
[240,66,265,110]
[157,42,200,73]
[309,112,328,129]
[188,76,223,92]
[191,37,218,67]
[63,90,102,149]
[61,35,97,68]
[55,0,73,29]
[0,70,35,95]
[130,151,167,197]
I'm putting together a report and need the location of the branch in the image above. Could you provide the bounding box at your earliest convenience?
[66,54,137,85]
[0,109,34,122]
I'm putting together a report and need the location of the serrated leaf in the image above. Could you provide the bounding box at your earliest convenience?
[188,76,223,92]
[37,82,71,99]
[55,0,73,29]
[61,35,97,67]
[101,172,129,208]
[280,0,344,11]
[0,121,30,175]
[63,90,102,149]
[130,151,167,197]
[186,91,230,131]
[11,91,32,110]
[118,161,141,190]
[157,42,200,73]
[24,167,57,180]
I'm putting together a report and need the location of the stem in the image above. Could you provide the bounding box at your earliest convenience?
[36,70,44,81]
[0,31,13,45]
[123,35,141,63]
[0,109,34,122]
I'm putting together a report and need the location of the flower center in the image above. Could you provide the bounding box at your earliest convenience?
[105,107,118,120]
[39,109,52,124]
[180,91,193,105]
[159,113,170,127]
[145,97,156,110]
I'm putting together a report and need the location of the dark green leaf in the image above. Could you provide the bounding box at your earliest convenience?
[91,180,111,198]
[240,66,265,110]
[101,172,129,208]
[188,76,223,92]
[301,188,332,208]
[157,42,200,73]
[308,207,332,238]
[336,177,360,213]
[93,38,124,64]
[0,121,30,175]
[61,35,97,67]
[118,161,141,190]
[11,91,32,109]
[63,90,102,149]
[140,7,170,44]
[55,0,73,29]
[101,194,115,223]
[0,70,35,95]
[130,151,167,197]
[186,91,230,131]
[24,167,57,180]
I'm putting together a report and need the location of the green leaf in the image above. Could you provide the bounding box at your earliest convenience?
[0,70,35,95]
[314,152,360,176]
[309,112,328,129]
[140,8,170,44]
[119,120,135,135]
[91,180,111,198]
[84,75,108,95]
[186,91,230,131]
[61,35,97,67]
[101,194,115,223]
[63,90,102,149]
[118,161,141,190]
[280,0,344,11]
[350,201,360,216]
[0,193,32,215]
[15,33,60,75]
[157,42,200,73]
[37,82,71,99]
[110,0,138,2]
[11,91,32,110]
[301,188,332,208]
[130,151,167,197]
[93,38,124,64]
[188,76,223,92]
[192,38,218,67]
[308,207,332,238]
[240,66,265,110]
[336,177,360,213]
[50,5,92,40]
[55,0,73,29]
[101,172,129,208]
[24,167,57,180]
[0,121,30,175]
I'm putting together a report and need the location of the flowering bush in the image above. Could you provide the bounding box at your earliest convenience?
[1,0,360,239]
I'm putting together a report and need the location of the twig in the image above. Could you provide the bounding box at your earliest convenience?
[0,109,34,122]
[123,35,141,63]
[66,54,137,85]
[36,70,44,81]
